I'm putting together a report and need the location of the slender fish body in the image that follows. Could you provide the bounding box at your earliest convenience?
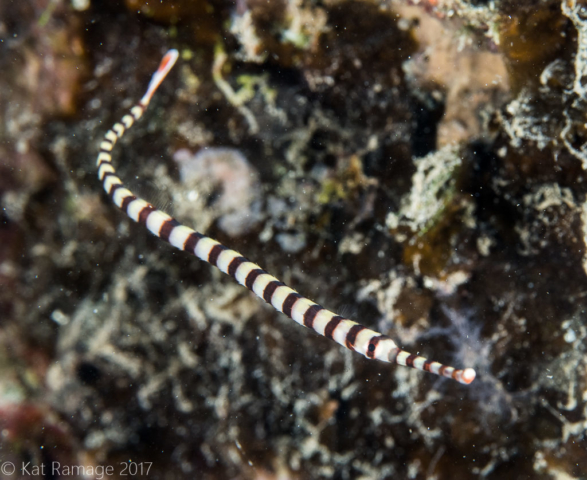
[96,49,476,386]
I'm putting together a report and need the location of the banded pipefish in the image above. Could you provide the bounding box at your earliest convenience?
[96,49,476,385]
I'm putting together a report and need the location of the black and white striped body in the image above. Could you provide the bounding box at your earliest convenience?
[96,50,476,385]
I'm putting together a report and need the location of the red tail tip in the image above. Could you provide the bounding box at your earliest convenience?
[460,368,476,384]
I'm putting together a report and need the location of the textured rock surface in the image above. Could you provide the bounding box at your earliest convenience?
[1,0,587,478]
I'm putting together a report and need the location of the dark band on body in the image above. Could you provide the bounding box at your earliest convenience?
[282,293,302,318]
[345,324,366,350]
[159,218,182,243]
[263,280,284,303]
[227,256,247,278]
[405,354,417,368]
[208,244,228,267]
[245,268,264,290]
[324,316,343,339]
[120,195,137,212]
[184,232,204,253]
[303,304,323,329]
[108,182,122,197]
[138,204,156,226]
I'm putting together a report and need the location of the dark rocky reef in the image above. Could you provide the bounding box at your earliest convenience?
[1,0,586,478]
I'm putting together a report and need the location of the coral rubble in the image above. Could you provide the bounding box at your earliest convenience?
[1,0,587,478]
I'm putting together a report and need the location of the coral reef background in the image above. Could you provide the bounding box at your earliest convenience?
[1,0,587,478]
